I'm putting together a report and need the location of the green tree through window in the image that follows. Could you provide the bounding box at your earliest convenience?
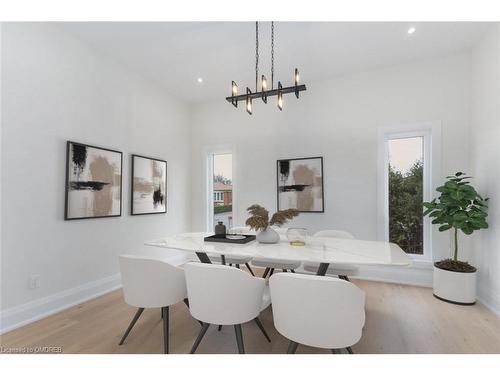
[389,160,423,254]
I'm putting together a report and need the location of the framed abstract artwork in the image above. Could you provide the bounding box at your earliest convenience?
[65,141,122,220]
[131,154,167,215]
[277,156,324,213]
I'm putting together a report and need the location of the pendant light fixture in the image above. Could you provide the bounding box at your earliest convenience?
[226,22,307,114]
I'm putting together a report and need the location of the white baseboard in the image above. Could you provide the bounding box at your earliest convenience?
[477,283,500,317]
[0,273,122,335]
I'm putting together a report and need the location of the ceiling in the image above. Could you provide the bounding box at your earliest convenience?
[59,22,491,104]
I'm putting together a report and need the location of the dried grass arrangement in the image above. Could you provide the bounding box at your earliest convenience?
[245,204,299,231]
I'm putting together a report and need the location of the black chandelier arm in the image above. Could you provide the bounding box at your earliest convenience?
[226,84,306,102]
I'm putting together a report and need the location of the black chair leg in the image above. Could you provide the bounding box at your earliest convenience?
[245,263,255,276]
[218,325,222,331]
[346,346,353,354]
[290,269,296,273]
[236,264,240,269]
[234,324,245,354]
[253,317,271,342]
[119,307,144,345]
[262,267,270,278]
[287,340,299,354]
[162,306,169,354]
[282,269,287,272]
[269,268,275,277]
[190,323,210,354]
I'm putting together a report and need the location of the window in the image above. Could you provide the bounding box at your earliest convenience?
[378,123,440,261]
[208,152,233,231]
[388,136,424,255]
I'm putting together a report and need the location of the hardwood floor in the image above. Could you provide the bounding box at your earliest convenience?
[1,277,499,354]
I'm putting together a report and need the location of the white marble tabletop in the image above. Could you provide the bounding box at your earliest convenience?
[145,232,412,267]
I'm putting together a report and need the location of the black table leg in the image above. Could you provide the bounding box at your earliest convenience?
[316,263,330,276]
[196,252,212,264]
[220,255,226,265]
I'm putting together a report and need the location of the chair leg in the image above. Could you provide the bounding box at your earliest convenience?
[245,263,255,276]
[190,323,210,354]
[282,269,287,272]
[162,306,169,354]
[234,324,245,354]
[269,268,275,277]
[229,263,232,267]
[261,267,270,278]
[344,275,351,282]
[236,264,240,269]
[119,307,144,345]
[253,317,271,342]
[290,269,296,273]
[287,340,299,354]
[218,325,222,331]
[346,346,353,354]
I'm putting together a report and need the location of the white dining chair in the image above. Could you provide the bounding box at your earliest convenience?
[269,272,365,354]
[119,255,189,354]
[231,226,301,276]
[303,230,360,281]
[184,262,272,354]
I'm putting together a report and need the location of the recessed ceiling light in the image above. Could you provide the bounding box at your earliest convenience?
[407,27,416,35]
[197,77,203,83]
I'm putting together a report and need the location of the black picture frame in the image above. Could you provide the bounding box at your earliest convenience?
[131,154,168,216]
[65,141,123,220]
[276,156,324,213]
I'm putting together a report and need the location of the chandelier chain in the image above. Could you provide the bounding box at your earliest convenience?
[255,21,259,92]
[271,21,274,90]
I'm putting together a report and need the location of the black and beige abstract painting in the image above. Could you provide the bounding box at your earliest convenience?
[277,157,324,212]
[65,141,122,220]
[131,155,167,215]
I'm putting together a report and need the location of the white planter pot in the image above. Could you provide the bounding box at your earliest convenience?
[433,266,477,305]
[256,227,280,244]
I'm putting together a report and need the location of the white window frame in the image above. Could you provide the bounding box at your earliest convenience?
[206,145,237,232]
[377,122,441,262]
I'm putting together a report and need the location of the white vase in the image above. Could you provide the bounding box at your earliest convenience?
[433,266,477,305]
[256,227,280,244]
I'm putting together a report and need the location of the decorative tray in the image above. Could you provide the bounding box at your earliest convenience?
[204,234,256,244]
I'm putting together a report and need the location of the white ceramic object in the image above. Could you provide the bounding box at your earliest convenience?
[433,266,477,305]
[257,227,280,244]
[145,233,413,267]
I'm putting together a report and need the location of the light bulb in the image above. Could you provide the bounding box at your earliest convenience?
[232,81,238,96]
[295,68,299,85]
[246,99,252,114]
[262,75,267,91]
[278,92,283,110]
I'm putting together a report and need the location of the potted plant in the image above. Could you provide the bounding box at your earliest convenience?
[423,172,489,305]
[245,204,299,244]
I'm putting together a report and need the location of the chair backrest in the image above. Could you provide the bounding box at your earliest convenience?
[269,273,365,349]
[119,255,187,308]
[313,229,355,239]
[184,262,266,325]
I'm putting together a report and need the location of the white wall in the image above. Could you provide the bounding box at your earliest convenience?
[0,23,191,331]
[471,25,500,314]
[190,53,472,284]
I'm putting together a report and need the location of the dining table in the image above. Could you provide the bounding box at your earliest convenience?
[145,232,412,275]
